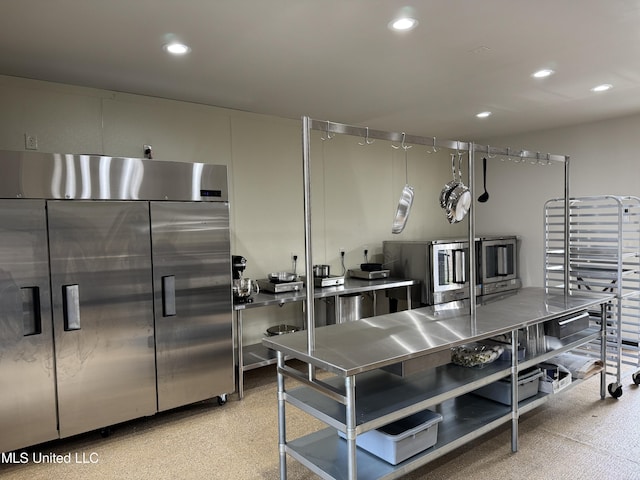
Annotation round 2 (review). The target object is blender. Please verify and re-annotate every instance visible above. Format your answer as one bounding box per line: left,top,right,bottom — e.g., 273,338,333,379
232,255,259,303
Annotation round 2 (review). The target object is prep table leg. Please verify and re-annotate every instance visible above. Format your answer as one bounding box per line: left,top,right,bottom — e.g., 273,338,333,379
277,351,287,480
372,291,377,316
511,331,519,452
345,375,357,480
600,303,607,400
237,309,244,400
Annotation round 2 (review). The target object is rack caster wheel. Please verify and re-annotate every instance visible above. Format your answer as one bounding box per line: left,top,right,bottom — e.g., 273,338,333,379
608,382,623,399
632,372,640,385
217,394,227,406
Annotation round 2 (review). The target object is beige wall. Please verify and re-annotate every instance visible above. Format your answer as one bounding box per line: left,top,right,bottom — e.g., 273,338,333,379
3,74,638,339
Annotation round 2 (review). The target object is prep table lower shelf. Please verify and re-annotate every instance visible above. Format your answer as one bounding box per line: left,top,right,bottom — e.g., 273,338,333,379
286,370,599,480
241,343,281,371
287,394,512,480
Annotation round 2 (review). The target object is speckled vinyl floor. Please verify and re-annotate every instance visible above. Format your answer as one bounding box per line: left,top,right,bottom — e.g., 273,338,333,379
1,364,639,480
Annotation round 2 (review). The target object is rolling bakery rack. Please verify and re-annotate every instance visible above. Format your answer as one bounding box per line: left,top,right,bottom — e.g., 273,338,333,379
262,116,614,480
544,195,640,396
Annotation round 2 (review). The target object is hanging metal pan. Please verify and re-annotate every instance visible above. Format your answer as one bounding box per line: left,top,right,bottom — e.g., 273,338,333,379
445,154,471,223
392,134,414,234
392,185,414,234
446,184,471,223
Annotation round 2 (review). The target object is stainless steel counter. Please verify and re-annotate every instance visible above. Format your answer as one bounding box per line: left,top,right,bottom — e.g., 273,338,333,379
234,277,418,310
262,287,613,376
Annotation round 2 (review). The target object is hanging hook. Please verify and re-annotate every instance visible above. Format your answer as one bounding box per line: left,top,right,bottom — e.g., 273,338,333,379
391,132,412,150
487,145,497,159
450,153,457,180
404,140,410,184
546,153,551,166
358,127,374,146
426,137,438,154
531,151,540,165
320,121,334,141
456,141,467,169
402,133,411,151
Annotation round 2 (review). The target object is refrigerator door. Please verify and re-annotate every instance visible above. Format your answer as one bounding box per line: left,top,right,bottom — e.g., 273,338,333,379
0,200,58,452
151,201,233,411
48,201,156,438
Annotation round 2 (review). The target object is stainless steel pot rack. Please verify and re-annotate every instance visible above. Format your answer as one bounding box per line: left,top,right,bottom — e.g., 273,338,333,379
301,115,571,359
312,119,567,163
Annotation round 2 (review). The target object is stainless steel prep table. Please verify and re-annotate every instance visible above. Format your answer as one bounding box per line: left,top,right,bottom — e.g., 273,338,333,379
263,287,613,480
234,277,418,398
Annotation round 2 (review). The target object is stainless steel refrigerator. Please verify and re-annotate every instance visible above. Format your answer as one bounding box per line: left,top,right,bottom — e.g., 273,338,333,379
0,151,233,452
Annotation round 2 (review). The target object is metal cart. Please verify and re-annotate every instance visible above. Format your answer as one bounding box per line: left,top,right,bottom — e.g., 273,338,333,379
545,195,640,397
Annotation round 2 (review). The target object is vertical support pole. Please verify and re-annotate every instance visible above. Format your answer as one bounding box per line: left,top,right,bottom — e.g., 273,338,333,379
511,330,519,452
277,351,287,480
564,156,571,296
468,142,477,320
345,375,357,480
302,116,316,379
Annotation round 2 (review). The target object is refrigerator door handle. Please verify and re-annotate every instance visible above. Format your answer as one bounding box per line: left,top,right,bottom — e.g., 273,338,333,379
162,275,176,317
21,286,42,336
63,284,81,331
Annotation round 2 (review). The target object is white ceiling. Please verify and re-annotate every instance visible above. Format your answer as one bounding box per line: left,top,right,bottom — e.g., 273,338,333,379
3,1,640,140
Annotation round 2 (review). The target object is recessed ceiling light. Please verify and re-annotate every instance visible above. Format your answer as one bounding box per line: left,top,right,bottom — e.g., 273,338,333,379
476,111,492,118
389,17,418,31
532,69,554,78
591,83,612,92
163,43,191,55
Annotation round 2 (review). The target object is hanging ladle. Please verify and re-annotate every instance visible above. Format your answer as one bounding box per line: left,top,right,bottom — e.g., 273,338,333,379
478,157,489,203
392,133,414,234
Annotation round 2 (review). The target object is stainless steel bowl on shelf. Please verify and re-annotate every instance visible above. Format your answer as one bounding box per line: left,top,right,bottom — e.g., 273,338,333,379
266,324,300,336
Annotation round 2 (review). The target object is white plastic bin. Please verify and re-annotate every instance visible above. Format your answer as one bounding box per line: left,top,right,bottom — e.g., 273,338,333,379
472,367,543,405
338,409,443,465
